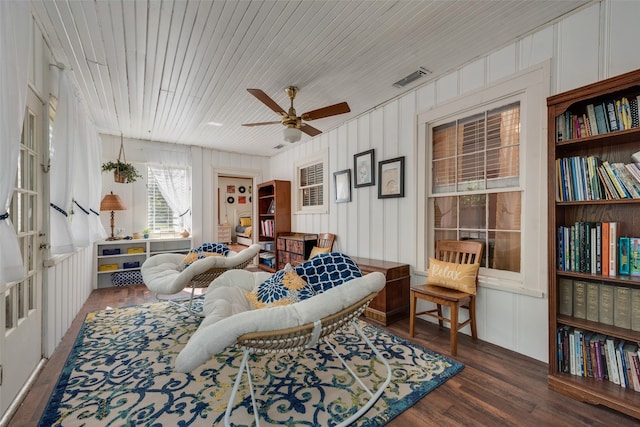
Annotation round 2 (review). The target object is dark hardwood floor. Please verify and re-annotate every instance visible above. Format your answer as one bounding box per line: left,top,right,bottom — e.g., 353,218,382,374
8,283,640,427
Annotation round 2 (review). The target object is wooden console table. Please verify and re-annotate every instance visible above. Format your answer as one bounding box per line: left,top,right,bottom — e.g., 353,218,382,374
350,256,410,326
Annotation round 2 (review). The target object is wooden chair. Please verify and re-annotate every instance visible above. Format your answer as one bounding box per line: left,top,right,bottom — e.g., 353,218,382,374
317,233,335,251
409,240,484,356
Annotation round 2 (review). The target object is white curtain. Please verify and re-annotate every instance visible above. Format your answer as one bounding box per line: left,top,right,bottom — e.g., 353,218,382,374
49,71,77,254
50,70,106,254
149,166,192,232
0,0,31,283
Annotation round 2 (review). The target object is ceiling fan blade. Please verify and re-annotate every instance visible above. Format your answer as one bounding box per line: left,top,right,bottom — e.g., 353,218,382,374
301,102,351,121
300,123,323,137
247,89,286,115
242,121,282,127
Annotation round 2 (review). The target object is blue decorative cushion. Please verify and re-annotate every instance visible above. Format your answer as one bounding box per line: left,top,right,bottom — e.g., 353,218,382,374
246,264,312,308
247,253,362,309
294,252,362,293
180,242,230,269
111,270,144,287
192,242,231,256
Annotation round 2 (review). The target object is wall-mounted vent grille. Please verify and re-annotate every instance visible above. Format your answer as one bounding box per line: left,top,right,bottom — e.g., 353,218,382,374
393,67,431,88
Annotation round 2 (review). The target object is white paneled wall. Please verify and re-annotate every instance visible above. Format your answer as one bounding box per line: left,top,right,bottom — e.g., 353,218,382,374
43,247,94,358
266,0,640,362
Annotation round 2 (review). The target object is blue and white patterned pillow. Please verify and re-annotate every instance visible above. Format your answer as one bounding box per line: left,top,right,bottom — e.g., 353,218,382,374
295,252,362,294
246,264,313,308
181,242,231,269
192,242,231,256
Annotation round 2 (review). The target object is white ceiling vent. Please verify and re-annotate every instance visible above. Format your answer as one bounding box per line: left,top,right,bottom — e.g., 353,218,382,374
393,67,431,88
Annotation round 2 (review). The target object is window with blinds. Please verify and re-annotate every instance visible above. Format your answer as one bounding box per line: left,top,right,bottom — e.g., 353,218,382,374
430,102,521,273
294,149,328,213
147,170,181,233
300,162,323,207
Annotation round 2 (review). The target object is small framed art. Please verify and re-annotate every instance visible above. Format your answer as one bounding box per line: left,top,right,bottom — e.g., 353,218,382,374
378,156,405,198
334,169,352,203
354,149,375,188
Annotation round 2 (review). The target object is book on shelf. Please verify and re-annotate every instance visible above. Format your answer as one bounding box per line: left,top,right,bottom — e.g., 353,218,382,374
558,278,573,316
619,237,630,275
573,281,587,319
599,284,614,326
609,222,618,276
616,340,628,388
593,103,609,134
632,288,640,332
585,282,599,322
630,237,640,276
614,287,632,329
606,337,621,385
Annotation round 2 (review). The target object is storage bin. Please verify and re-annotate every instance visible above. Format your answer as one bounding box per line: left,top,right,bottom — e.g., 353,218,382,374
123,261,140,269
99,264,118,272
103,248,121,256
127,247,145,254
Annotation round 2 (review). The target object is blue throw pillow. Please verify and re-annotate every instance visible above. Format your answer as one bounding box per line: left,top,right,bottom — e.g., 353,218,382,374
246,264,314,308
193,242,231,256
295,252,362,293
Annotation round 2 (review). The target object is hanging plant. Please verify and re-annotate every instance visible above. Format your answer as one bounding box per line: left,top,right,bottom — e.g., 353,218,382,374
101,135,142,183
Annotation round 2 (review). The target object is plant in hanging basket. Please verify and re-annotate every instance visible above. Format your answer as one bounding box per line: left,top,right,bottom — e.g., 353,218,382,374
101,161,142,183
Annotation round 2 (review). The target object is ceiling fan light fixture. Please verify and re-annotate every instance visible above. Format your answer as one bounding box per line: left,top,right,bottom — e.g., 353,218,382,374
283,126,302,143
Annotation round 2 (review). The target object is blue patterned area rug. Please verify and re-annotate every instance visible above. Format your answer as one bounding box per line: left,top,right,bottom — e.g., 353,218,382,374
39,301,463,426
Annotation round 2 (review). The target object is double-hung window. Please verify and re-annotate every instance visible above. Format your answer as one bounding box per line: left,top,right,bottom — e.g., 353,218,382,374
294,150,328,213
417,63,549,295
431,103,521,273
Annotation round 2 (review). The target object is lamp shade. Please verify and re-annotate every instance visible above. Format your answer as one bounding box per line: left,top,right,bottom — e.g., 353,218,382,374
283,127,302,143
100,192,126,211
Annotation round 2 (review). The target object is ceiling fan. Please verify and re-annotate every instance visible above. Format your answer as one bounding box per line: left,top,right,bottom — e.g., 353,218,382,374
242,86,350,142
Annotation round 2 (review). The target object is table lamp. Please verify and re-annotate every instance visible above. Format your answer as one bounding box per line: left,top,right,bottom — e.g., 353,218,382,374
100,191,126,240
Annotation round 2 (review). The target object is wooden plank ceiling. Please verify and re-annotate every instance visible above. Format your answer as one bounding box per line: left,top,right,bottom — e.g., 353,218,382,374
31,0,591,157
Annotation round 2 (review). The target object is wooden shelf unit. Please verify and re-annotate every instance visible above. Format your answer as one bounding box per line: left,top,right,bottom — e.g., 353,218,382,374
547,68,640,419
256,180,291,272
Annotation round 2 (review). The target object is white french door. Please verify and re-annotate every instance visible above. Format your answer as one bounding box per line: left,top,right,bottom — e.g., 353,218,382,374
0,88,44,416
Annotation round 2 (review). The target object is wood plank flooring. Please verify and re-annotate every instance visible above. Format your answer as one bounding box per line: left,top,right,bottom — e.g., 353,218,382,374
7,283,640,427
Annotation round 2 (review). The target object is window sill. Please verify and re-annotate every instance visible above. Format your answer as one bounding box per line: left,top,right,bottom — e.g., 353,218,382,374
413,269,545,298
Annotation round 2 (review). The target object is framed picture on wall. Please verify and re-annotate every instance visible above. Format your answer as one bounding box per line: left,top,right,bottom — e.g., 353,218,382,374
378,156,405,199
354,149,375,187
334,169,352,203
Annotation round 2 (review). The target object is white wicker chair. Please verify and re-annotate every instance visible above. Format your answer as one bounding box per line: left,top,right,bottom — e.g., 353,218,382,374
175,268,390,427
141,244,260,315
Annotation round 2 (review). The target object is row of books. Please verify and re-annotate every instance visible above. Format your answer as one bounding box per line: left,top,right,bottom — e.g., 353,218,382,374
558,279,640,331
556,156,640,201
557,221,614,275
556,95,640,142
557,326,640,391
260,219,275,237
557,221,640,276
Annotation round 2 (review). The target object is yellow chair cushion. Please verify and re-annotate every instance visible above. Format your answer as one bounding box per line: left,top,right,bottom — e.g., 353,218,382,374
426,258,479,295
239,217,252,227
309,246,331,259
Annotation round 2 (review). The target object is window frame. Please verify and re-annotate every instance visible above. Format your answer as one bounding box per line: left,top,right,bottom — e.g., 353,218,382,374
416,62,549,297
293,149,329,214
146,165,189,234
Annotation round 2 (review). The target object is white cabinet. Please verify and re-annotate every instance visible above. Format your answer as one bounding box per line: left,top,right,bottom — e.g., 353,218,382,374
217,225,232,243
95,237,192,288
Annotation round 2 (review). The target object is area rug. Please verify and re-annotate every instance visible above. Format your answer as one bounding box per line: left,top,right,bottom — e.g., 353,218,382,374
39,301,463,426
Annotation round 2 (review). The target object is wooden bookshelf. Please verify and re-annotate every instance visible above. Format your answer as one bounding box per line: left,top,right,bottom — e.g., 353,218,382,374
256,180,291,272
547,68,640,419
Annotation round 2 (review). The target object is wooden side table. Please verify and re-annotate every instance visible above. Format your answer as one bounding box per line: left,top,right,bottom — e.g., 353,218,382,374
350,256,411,326
217,225,232,243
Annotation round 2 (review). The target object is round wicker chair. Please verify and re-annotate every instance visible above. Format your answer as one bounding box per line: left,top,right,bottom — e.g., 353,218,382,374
175,267,390,427
141,243,260,315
